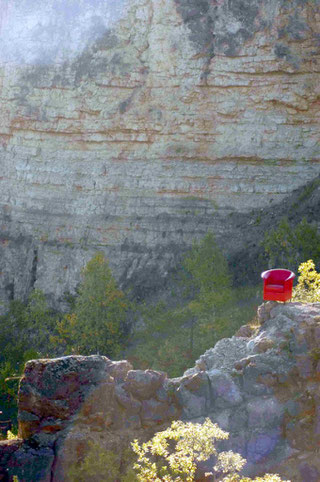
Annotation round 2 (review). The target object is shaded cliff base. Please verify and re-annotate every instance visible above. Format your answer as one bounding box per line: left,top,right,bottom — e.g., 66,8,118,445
229,174,320,287
0,301,320,481
1,171,320,314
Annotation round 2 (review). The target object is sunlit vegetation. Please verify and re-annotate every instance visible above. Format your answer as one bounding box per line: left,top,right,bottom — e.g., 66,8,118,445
67,418,289,482
292,259,320,302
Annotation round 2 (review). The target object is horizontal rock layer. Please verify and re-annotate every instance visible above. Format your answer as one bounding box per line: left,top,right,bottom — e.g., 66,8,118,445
0,0,320,308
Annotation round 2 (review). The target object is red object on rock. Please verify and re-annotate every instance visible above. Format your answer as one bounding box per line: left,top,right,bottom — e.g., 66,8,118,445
261,269,295,302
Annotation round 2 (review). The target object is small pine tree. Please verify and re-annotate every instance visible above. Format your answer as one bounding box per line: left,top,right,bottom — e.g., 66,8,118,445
53,253,129,357
129,233,234,376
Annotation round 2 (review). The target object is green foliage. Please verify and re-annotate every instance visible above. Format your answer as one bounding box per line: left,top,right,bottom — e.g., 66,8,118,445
0,290,58,423
126,302,194,377
67,441,137,482
131,418,288,482
6,429,18,440
132,418,234,481
262,217,320,271
52,252,130,357
130,307,218,378
180,234,232,355
0,361,18,408
128,234,260,377
0,290,57,365
0,254,131,424
65,418,288,482
184,233,230,285
292,259,320,302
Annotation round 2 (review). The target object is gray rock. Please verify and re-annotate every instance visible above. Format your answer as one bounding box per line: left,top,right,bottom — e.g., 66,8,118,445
299,462,320,482
196,337,249,372
229,407,248,432
176,385,207,419
141,398,170,426
114,384,141,414
246,427,282,464
208,409,231,431
124,369,166,399
247,397,284,429
207,369,243,407
2,301,320,480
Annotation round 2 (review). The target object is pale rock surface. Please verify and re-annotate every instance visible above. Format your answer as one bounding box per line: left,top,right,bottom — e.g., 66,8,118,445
0,0,320,310
0,302,320,481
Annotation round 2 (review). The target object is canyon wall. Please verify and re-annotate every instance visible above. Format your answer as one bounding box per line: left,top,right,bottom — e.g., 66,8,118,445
0,0,320,308
0,302,320,481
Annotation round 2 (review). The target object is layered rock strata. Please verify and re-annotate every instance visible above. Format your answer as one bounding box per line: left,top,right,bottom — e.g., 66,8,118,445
0,0,320,309
0,302,320,481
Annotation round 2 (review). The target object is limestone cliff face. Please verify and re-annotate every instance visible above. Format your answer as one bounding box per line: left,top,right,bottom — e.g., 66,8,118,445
0,0,320,308
0,302,320,481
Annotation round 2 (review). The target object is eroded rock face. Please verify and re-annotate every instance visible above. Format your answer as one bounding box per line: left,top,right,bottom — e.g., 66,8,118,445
0,0,320,310
0,302,320,481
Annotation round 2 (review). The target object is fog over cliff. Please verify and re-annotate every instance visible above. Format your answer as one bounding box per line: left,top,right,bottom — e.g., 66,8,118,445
0,0,127,64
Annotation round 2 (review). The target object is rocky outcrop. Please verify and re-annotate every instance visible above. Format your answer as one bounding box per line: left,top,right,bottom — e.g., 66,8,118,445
1,0,320,309
0,357,181,481
0,302,320,481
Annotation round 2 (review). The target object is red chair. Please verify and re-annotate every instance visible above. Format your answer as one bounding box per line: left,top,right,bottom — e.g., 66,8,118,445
261,269,295,302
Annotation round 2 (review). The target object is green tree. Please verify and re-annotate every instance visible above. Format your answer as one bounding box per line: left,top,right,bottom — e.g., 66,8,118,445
0,290,57,424
180,233,232,354
181,233,231,300
128,233,234,377
262,217,320,271
127,302,201,377
53,253,130,358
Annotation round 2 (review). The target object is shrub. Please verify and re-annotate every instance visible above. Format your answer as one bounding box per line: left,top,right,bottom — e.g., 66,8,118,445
131,418,289,482
132,418,243,481
292,259,320,302
6,429,18,440
67,441,136,482
66,419,289,482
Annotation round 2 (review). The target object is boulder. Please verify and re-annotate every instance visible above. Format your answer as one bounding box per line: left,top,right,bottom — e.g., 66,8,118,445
1,303,320,480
